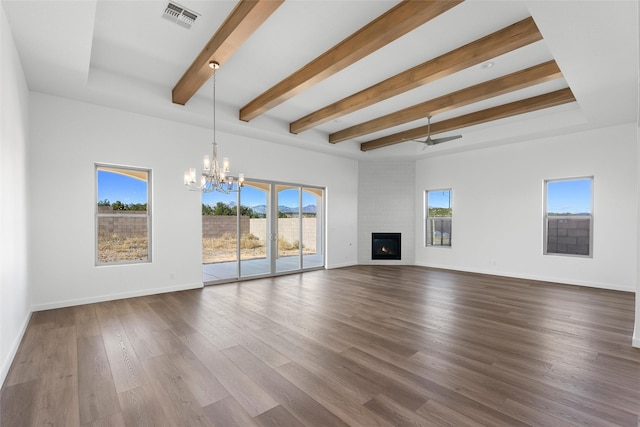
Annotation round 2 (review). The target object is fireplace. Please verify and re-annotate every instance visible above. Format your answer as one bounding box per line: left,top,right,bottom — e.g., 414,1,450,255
371,232,401,260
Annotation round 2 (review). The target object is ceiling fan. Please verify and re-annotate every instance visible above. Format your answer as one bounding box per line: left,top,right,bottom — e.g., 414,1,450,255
407,116,462,147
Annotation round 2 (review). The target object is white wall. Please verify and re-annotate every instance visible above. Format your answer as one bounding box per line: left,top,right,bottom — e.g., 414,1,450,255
415,123,637,292
635,118,640,347
28,92,358,310
1,5,31,386
358,160,415,265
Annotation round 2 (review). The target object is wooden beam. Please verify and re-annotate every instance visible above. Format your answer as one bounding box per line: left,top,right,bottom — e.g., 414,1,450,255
239,0,463,122
360,88,576,152
290,16,542,134
330,60,562,143
172,0,284,106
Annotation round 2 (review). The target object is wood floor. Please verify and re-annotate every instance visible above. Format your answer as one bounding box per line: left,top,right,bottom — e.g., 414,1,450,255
2,265,639,426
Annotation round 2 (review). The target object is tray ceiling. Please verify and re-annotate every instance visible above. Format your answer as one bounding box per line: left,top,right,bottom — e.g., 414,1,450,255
3,0,638,160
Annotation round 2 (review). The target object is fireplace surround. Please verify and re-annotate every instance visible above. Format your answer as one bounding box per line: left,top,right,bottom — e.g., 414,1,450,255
371,232,401,260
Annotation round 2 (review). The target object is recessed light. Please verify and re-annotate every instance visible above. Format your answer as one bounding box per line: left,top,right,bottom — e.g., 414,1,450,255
482,61,495,69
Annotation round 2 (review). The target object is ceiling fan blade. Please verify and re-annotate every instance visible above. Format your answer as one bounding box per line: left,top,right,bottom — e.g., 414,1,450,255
403,137,428,144
431,135,462,145
403,117,462,149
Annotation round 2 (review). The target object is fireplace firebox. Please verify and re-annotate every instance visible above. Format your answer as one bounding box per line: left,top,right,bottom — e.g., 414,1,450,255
371,232,401,260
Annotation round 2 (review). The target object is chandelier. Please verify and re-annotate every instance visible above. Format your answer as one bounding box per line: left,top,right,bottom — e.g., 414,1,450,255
184,61,244,193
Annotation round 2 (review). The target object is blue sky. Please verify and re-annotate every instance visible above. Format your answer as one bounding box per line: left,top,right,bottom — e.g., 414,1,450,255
547,178,592,214
203,185,317,208
98,171,316,208
100,170,590,214
427,190,451,209
425,180,592,214
97,171,147,204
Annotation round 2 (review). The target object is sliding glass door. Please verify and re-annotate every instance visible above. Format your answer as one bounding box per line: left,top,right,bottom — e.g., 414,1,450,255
302,187,324,269
201,188,239,283
276,185,301,274
201,179,324,284
239,181,271,278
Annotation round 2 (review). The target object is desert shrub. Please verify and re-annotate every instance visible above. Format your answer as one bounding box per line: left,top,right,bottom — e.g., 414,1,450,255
202,233,267,264
203,233,236,250
240,233,263,249
97,234,148,263
278,236,300,251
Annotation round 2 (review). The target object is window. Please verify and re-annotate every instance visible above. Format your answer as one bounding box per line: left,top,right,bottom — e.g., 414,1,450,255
544,177,592,257
96,165,151,264
426,189,452,247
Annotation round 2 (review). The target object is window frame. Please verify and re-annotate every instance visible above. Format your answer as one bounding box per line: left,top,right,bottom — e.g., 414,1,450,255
543,176,593,258
425,188,453,248
95,163,152,266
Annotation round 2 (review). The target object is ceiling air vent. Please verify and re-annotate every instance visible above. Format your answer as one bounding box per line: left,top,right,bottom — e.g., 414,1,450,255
163,2,199,29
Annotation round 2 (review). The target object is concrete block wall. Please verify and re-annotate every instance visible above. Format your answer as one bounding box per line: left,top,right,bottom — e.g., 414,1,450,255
547,217,591,255
97,206,148,239
98,216,147,238
202,216,250,239
201,217,317,251
249,218,317,251
96,212,317,250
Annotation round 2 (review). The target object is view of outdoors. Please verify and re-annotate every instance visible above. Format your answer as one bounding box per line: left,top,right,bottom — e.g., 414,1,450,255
95,169,323,276
202,183,320,264
96,167,150,264
546,178,592,214
545,177,592,256
426,189,452,246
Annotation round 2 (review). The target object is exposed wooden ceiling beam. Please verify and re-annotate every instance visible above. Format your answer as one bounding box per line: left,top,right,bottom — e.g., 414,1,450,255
330,60,562,143
239,0,463,122
290,16,542,135
172,0,284,106
360,88,576,152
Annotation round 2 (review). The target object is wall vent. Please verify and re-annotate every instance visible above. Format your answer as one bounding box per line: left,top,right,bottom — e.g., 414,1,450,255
162,2,199,29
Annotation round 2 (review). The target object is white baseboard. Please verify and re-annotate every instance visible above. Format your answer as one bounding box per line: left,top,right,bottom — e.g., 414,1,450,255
31,282,204,312
413,262,636,293
326,261,358,269
1,310,32,388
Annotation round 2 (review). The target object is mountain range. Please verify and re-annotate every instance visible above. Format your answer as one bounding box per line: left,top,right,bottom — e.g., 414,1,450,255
251,204,317,214
208,202,316,214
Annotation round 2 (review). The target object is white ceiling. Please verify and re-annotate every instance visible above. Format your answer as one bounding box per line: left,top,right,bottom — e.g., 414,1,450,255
2,0,638,160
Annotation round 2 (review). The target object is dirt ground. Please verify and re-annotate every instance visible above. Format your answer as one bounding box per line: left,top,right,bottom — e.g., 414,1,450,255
98,235,311,264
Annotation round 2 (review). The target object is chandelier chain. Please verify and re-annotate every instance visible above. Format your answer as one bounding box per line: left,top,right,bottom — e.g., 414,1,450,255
212,64,216,145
